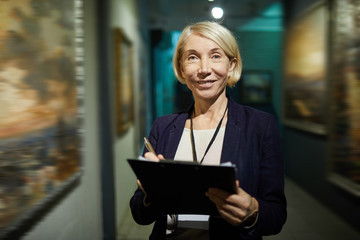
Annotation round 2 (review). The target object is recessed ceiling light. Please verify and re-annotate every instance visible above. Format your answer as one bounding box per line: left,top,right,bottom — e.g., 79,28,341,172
211,7,223,19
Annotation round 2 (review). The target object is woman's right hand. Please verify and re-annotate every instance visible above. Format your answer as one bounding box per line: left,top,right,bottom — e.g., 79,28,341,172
144,152,165,162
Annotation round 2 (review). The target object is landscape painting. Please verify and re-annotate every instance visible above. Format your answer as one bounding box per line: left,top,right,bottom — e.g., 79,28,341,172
114,28,134,135
240,71,272,104
0,0,83,236
283,2,328,134
328,0,360,197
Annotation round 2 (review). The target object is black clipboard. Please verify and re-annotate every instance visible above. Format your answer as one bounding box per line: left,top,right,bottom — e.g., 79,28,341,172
127,158,237,215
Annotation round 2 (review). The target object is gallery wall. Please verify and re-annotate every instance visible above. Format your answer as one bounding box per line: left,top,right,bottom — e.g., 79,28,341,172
282,0,360,231
110,0,152,233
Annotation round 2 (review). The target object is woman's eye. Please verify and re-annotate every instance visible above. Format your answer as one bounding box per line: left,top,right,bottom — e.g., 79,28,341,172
188,55,197,60
212,54,221,59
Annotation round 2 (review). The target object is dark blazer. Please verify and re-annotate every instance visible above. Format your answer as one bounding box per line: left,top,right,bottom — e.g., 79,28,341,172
130,97,287,240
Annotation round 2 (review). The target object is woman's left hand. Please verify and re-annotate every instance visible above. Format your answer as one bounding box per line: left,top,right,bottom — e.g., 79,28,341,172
205,181,259,226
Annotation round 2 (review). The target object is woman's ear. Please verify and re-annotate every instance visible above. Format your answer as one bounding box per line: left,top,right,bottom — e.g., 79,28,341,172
230,58,237,71
227,58,237,77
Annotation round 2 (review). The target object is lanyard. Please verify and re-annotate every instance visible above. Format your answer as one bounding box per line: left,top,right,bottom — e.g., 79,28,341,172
190,101,229,164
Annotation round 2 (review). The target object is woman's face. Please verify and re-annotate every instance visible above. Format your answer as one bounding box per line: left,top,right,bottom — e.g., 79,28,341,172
180,34,236,101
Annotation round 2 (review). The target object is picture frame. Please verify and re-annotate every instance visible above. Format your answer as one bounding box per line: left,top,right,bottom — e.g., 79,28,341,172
240,71,272,104
282,1,328,135
114,28,134,136
0,0,84,238
327,0,360,197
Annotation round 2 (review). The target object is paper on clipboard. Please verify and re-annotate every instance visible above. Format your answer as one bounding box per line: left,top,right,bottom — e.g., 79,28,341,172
177,214,210,230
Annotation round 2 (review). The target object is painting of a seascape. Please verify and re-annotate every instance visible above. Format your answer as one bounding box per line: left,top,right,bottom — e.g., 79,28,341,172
0,0,83,237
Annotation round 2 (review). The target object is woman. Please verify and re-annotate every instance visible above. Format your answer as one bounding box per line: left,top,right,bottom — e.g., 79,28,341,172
130,21,286,240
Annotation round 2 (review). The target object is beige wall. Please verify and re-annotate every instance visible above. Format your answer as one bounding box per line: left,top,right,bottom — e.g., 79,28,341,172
23,1,103,239
110,0,149,231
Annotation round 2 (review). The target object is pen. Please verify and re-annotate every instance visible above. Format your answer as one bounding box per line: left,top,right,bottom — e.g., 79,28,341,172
144,137,156,155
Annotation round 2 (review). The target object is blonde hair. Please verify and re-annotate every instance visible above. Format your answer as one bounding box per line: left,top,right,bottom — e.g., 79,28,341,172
173,21,242,87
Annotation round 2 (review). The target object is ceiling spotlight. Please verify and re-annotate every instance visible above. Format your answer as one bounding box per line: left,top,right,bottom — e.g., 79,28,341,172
211,7,223,19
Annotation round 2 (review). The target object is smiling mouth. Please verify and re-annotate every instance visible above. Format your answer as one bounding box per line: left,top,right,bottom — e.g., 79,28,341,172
197,80,216,85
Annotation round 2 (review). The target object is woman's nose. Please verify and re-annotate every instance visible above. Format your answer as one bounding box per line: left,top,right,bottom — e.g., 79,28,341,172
198,59,211,77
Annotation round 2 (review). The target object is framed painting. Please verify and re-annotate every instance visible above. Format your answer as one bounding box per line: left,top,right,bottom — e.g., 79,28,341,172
283,1,328,135
114,28,134,136
328,0,360,197
0,0,84,238
240,71,272,104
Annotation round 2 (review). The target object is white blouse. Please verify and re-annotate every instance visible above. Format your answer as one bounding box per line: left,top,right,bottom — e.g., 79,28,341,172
174,127,226,165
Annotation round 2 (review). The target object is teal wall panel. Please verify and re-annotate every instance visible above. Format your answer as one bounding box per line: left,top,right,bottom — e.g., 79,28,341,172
236,30,283,119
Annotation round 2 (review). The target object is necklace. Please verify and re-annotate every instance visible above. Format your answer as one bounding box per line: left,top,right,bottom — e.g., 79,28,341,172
190,100,229,164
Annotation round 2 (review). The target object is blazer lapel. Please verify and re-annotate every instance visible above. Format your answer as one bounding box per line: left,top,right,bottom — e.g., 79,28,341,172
221,98,254,190
164,107,192,159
